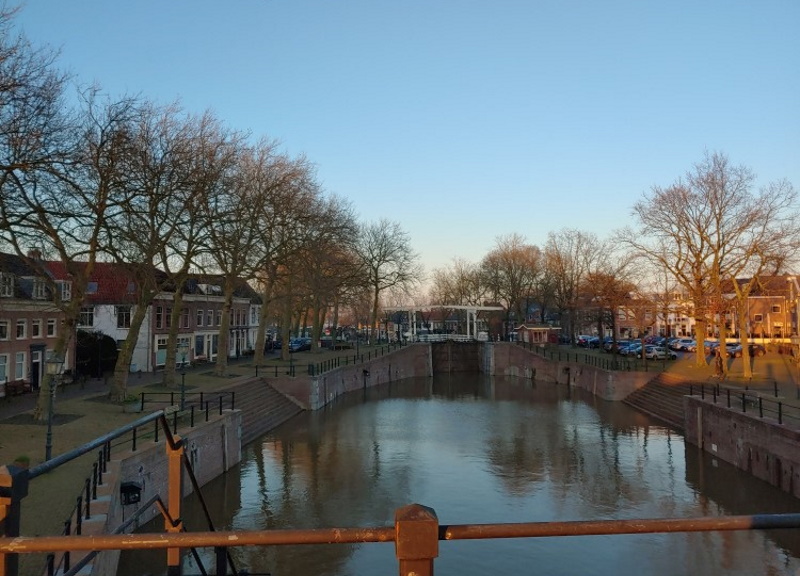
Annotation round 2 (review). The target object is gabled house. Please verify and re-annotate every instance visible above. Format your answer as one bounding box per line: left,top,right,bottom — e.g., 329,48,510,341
0,252,73,392
43,261,263,374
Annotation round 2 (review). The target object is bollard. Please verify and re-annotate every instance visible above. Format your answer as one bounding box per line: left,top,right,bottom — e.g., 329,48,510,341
395,504,438,576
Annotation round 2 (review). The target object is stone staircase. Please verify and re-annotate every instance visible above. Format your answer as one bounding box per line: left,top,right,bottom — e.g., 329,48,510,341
229,377,305,446
622,372,698,431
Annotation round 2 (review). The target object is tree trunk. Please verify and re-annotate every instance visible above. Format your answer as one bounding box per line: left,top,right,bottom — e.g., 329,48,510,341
33,323,75,421
253,277,274,365
111,304,150,402
693,316,707,367
718,319,729,377
739,305,753,378
163,291,186,388
214,285,234,377
370,286,380,344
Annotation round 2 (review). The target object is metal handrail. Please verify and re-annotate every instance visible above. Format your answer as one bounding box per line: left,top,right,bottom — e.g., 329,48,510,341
4,512,800,553
29,411,164,480
690,383,800,429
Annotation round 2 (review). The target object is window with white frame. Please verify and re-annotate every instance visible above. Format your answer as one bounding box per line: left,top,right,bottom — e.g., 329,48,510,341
155,306,163,329
206,309,212,326
0,320,8,340
181,308,189,328
196,309,203,327
0,354,6,381
216,310,222,326
116,305,132,328
166,307,172,328
57,280,71,301
754,314,763,322
46,318,56,337
32,279,46,299
32,319,42,338
14,352,24,380
78,307,94,327
0,273,13,297
177,336,191,364
772,305,781,313
16,320,26,339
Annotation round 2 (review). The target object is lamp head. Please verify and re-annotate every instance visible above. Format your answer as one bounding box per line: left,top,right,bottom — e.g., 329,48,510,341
45,351,65,376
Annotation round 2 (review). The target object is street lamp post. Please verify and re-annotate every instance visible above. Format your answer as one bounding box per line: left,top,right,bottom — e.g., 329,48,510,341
45,352,65,461
178,344,188,411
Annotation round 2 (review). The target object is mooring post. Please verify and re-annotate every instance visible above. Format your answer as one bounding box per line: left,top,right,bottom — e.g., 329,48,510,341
395,504,438,576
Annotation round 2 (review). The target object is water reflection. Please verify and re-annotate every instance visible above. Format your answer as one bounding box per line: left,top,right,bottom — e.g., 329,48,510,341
119,374,800,575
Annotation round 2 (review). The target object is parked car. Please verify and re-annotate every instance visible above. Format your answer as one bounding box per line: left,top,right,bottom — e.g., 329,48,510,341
603,340,631,354
576,335,594,347
670,338,696,351
748,343,767,357
288,337,312,352
622,343,643,357
645,346,678,360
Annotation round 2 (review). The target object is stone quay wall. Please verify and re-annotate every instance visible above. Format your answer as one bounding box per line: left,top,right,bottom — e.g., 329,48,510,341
93,411,242,576
684,396,800,499
488,342,651,401
308,344,432,409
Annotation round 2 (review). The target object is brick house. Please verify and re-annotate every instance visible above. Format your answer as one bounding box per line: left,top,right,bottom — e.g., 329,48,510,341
0,253,73,394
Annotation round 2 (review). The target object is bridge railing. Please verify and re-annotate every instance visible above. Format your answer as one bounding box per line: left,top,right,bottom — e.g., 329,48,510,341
1,504,799,576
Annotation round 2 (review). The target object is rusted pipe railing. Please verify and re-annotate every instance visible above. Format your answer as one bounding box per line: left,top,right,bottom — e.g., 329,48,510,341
3,507,800,576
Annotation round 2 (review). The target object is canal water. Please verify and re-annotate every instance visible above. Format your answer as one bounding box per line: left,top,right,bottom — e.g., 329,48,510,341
121,374,800,575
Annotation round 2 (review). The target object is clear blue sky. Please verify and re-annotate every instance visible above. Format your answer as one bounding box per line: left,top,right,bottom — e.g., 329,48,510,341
15,1,800,275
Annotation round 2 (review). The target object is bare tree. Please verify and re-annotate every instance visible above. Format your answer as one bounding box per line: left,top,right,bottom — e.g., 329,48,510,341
481,234,542,328
1,86,139,416
199,136,273,377
160,111,232,385
299,195,359,352
619,151,799,368
356,219,421,342
544,228,602,344
0,8,72,418
97,100,204,400
250,155,317,364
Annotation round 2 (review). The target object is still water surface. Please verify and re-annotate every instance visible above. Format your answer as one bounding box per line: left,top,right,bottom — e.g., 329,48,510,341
122,375,800,575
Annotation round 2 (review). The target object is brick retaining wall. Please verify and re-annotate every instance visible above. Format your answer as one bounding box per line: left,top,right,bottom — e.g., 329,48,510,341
489,343,650,400
308,344,432,409
93,411,242,576
685,396,800,498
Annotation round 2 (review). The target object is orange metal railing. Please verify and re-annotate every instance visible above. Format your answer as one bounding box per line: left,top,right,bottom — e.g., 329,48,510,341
2,505,800,576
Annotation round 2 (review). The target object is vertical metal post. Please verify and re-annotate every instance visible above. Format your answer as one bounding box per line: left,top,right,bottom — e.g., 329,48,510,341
84,479,91,519
166,436,185,576
395,504,438,576
215,547,227,576
45,381,56,461
180,368,186,411
0,464,29,576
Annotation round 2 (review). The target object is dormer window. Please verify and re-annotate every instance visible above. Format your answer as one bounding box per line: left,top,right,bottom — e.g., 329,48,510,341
87,281,98,294
0,274,13,297
32,279,46,299
57,280,72,301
